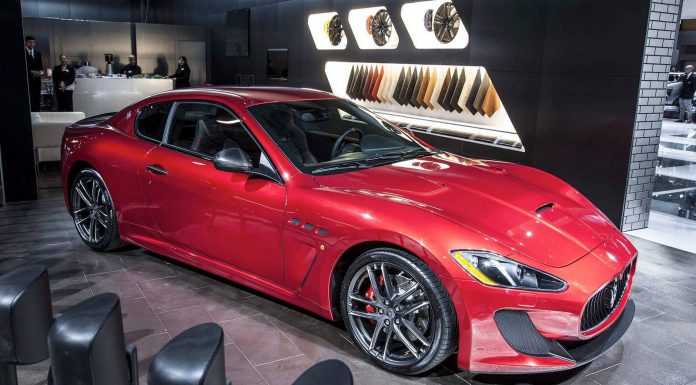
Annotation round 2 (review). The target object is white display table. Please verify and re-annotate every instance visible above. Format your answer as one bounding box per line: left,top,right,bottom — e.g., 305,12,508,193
73,77,174,118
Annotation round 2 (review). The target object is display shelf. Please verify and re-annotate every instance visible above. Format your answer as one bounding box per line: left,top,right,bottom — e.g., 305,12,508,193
325,61,523,151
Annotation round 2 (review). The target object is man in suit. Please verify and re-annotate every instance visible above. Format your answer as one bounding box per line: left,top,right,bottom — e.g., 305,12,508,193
679,65,696,123
25,36,43,112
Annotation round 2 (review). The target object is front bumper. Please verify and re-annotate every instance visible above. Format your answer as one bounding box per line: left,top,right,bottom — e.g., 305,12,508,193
441,231,637,373
494,299,634,369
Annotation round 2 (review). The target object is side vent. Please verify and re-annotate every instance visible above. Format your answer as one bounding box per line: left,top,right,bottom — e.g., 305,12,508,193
535,203,554,214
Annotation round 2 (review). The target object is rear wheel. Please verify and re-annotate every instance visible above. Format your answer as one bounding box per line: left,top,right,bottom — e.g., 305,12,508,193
340,248,457,375
70,168,124,251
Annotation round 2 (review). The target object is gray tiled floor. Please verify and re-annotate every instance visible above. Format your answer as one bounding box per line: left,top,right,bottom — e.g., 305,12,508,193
3,188,696,385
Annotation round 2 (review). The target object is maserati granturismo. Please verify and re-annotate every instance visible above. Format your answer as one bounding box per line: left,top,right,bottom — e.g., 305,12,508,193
61,87,636,375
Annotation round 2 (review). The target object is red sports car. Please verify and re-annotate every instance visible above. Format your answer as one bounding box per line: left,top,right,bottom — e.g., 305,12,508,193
61,87,636,375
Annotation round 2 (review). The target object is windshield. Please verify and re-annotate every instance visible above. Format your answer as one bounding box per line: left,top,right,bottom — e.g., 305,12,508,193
247,99,432,174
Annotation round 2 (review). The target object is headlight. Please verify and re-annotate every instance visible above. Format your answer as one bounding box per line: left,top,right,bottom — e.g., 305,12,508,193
450,250,567,292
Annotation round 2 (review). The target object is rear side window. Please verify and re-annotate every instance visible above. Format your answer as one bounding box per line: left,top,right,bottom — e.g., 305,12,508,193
165,102,263,167
136,102,173,142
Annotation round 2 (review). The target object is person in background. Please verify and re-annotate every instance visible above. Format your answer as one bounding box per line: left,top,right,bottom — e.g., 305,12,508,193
168,56,190,89
122,55,141,78
679,65,696,123
25,36,43,111
53,54,75,112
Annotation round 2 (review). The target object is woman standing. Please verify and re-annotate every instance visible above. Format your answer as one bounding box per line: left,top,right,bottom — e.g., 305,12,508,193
169,56,191,89
53,54,75,111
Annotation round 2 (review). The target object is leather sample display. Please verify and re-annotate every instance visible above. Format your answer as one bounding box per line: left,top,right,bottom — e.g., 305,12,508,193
406,67,419,107
340,63,504,119
417,68,430,109
325,61,519,151
398,67,413,105
441,68,458,112
457,66,476,113
372,66,384,102
411,68,424,108
465,69,482,115
346,66,356,97
423,67,437,109
451,68,466,113
473,71,491,115
437,68,452,110
392,67,406,105
482,83,501,117
362,66,374,101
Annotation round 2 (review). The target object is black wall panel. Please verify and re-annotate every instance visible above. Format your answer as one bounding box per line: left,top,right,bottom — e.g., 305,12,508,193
0,0,38,202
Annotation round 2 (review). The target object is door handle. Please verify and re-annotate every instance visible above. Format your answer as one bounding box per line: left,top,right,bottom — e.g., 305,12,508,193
146,164,168,175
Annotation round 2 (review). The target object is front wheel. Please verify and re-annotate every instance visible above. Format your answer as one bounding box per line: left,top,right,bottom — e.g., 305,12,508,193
70,168,124,251
340,248,457,375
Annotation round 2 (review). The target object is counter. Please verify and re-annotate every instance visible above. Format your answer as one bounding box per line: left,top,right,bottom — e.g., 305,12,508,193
73,77,174,118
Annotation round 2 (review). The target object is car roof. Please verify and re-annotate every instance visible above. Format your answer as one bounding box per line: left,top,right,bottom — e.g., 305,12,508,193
154,86,339,106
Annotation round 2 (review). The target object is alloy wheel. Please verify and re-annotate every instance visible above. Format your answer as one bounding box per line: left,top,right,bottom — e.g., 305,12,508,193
346,261,435,367
71,175,112,244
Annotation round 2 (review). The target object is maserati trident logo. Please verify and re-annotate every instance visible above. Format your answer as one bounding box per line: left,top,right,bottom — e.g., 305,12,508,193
602,277,620,309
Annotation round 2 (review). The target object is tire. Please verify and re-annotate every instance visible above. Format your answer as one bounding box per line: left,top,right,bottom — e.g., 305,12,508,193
70,168,125,251
340,248,457,375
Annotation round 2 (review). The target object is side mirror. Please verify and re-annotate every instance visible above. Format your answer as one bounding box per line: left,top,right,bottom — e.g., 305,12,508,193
213,147,253,173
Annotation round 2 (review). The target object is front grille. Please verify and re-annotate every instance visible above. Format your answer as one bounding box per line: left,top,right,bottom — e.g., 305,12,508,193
580,263,632,332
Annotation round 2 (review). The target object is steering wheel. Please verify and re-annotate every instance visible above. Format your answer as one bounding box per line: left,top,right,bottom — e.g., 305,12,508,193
331,128,364,159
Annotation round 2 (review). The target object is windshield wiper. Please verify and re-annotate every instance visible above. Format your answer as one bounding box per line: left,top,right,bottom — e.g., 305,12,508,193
311,161,371,175
372,148,436,161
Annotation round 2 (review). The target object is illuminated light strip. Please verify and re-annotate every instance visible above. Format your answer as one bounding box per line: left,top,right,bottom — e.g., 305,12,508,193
451,251,497,285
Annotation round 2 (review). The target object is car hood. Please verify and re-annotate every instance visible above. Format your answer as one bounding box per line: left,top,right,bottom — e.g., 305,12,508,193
313,154,616,268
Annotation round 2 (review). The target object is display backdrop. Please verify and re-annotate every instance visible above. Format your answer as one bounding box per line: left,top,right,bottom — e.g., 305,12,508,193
19,0,653,226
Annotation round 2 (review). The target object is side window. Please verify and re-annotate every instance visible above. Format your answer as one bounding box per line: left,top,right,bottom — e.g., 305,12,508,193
136,102,173,142
166,103,263,166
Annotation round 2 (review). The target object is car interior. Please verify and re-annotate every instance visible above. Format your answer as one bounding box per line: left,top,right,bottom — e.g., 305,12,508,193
166,103,263,167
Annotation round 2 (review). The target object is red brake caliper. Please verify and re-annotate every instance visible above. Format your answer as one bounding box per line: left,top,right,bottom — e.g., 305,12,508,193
364,275,384,322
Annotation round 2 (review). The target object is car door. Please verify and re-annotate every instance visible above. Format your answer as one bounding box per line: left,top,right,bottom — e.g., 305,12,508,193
138,101,287,284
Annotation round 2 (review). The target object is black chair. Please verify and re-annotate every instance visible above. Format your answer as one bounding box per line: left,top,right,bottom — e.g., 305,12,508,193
292,360,353,385
149,323,230,385
0,266,53,385
47,293,138,385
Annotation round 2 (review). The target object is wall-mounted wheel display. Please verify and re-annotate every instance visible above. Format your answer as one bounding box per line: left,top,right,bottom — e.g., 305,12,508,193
401,0,469,49
308,12,348,50
370,9,393,47
348,6,400,49
325,15,344,46
424,9,434,32
433,2,460,43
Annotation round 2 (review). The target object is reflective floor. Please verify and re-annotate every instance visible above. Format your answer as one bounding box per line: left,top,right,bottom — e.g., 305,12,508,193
4,189,696,385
